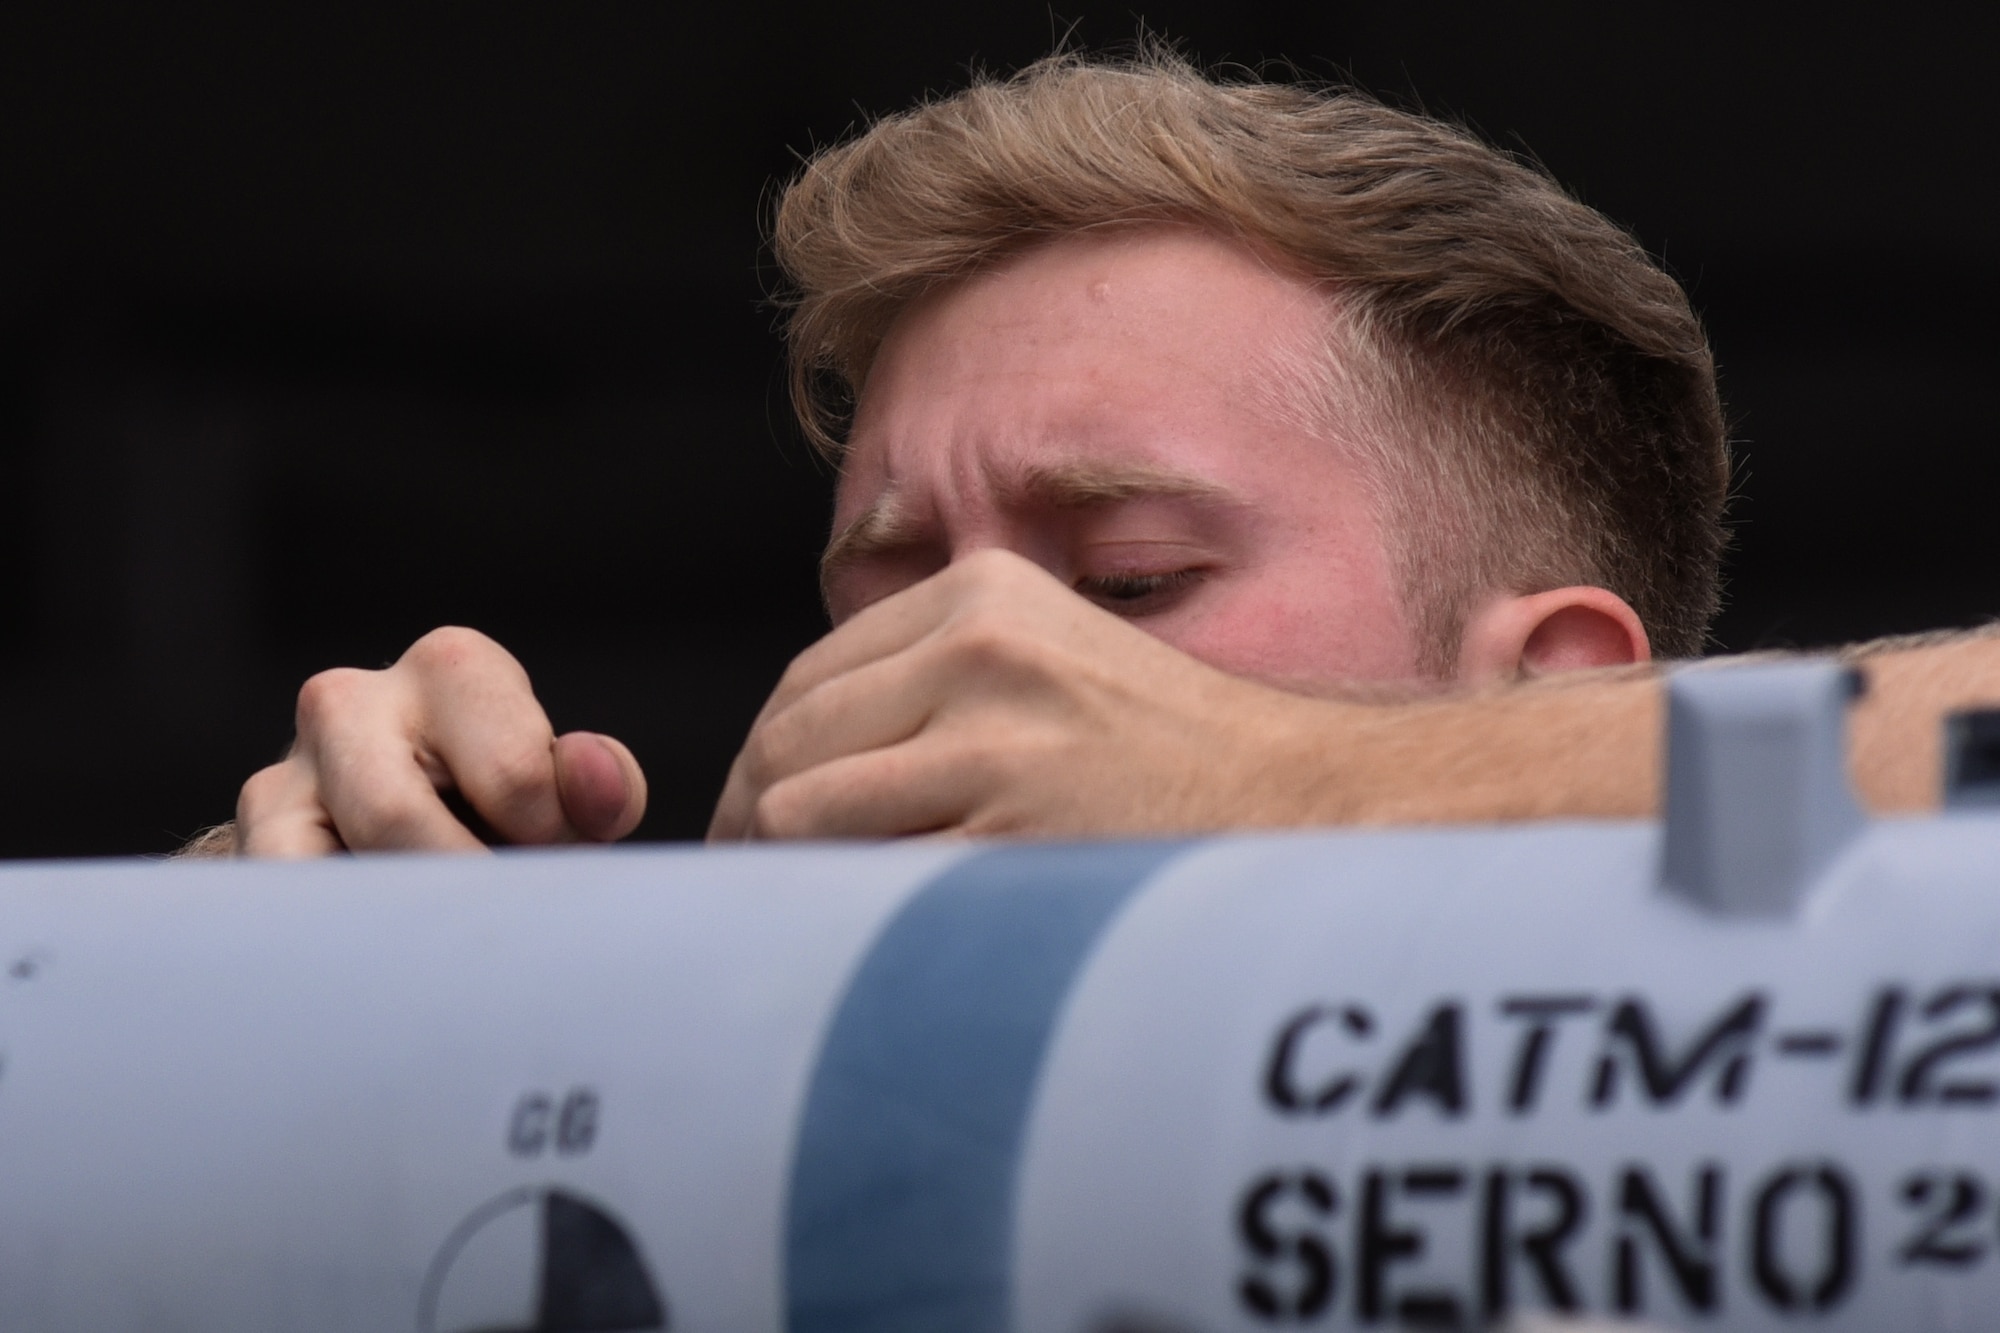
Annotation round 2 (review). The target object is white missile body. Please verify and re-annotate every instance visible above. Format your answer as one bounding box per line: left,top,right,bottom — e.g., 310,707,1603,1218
0,663,1996,1331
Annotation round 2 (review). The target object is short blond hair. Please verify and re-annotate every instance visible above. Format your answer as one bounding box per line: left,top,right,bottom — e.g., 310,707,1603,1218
772,50,1728,664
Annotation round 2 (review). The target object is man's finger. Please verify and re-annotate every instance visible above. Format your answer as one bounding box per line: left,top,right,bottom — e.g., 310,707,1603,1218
313,735,491,852
234,761,348,858
393,628,571,844
759,549,1063,718
553,731,648,842
236,809,347,858
736,738,995,841
711,644,948,837
285,651,504,852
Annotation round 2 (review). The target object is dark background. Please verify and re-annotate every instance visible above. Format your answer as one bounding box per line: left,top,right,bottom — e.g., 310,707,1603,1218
2,4,1995,858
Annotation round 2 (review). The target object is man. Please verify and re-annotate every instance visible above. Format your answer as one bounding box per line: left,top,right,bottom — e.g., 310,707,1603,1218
191,52,1995,857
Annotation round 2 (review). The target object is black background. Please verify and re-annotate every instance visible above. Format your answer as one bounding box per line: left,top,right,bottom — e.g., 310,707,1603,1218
2,4,1995,858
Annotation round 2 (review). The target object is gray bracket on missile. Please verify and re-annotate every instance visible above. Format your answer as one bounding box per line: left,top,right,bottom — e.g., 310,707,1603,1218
1660,660,1865,917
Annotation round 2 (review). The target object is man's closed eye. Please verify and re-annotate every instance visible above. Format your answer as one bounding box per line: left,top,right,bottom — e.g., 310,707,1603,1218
1074,567,1206,615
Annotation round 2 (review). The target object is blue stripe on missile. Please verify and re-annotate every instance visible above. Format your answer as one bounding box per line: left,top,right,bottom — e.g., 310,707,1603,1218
785,840,1187,1333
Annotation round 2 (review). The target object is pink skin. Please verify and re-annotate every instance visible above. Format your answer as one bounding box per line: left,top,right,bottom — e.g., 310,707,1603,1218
823,226,1427,694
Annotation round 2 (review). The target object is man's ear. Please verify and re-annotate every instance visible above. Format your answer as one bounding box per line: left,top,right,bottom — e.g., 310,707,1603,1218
1455,586,1651,683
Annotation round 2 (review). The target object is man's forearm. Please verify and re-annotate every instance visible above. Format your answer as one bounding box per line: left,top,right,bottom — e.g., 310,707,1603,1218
1296,626,2000,828
1844,625,2000,811
1284,665,1661,827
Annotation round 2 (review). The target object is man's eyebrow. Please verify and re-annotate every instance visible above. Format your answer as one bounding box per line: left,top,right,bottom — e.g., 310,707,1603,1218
820,493,924,592
819,461,1240,605
1010,459,1240,509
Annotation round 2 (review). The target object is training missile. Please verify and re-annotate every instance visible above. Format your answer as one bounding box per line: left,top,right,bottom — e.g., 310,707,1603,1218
1,662,1997,1330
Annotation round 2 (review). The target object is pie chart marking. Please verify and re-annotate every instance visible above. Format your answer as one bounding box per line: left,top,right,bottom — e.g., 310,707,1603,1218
419,1185,668,1332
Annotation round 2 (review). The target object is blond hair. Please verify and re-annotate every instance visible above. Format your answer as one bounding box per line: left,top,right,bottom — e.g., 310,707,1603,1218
772,50,1728,664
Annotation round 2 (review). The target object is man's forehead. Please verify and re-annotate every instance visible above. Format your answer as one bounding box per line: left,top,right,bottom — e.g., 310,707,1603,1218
852,227,1338,412
823,224,1384,580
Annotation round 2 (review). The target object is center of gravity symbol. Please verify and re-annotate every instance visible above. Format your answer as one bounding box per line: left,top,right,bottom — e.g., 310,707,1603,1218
419,1186,667,1332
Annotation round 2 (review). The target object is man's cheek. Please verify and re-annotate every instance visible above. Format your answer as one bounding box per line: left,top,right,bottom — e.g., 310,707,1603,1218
1145,598,1310,683
1154,593,1423,691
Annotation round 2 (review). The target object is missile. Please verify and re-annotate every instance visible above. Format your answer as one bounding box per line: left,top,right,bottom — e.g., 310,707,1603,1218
0,662,1996,1330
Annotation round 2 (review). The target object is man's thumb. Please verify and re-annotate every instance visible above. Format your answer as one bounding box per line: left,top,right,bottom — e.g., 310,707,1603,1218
552,731,648,842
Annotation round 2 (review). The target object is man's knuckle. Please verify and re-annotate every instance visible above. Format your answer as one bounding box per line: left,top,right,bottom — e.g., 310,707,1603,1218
751,784,806,840
941,607,1015,658
753,708,818,777
293,668,370,732
402,625,498,674
773,649,817,698
235,763,294,821
737,756,779,804
943,614,1053,680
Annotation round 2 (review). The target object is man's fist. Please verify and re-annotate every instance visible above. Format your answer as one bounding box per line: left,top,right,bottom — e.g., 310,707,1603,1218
231,627,646,856
708,549,1336,841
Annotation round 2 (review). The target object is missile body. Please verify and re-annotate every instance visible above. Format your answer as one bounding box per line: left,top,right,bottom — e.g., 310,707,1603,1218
0,664,1992,1331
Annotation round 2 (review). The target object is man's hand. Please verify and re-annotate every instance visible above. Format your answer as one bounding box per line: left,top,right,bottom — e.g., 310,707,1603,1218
711,549,2000,844
708,550,1343,841
231,627,646,856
